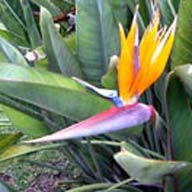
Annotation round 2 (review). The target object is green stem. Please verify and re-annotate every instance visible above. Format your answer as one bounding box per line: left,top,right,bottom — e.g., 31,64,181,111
105,178,133,192
86,138,103,181
66,183,119,192
81,140,121,147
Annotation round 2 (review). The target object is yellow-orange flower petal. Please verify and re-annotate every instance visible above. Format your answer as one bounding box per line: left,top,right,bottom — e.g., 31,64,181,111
118,16,137,102
129,9,160,97
117,8,176,104
142,18,177,93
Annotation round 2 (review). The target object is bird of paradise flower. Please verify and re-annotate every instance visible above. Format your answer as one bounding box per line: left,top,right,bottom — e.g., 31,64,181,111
26,8,177,143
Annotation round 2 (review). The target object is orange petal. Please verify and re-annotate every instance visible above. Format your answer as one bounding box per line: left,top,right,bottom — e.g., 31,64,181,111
118,23,134,103
142,18,177,92
130,10,160,96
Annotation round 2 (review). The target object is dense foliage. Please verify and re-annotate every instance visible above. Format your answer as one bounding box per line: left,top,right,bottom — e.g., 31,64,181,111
0,0,192,192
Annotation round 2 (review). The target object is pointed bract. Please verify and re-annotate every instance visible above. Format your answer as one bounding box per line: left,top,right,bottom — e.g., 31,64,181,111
25,103,154,143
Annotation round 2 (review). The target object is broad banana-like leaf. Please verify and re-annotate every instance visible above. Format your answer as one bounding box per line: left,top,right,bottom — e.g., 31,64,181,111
165,73,192,192
0,63,111,121
109,0,130,28
174,64,192,98
0,0,28,46
25,103,152,143
114,145,190,184
171,0,192,68
1,104,50,137
40,7,82,77
20,0,42,48
0,37,28,65
76,0,119,83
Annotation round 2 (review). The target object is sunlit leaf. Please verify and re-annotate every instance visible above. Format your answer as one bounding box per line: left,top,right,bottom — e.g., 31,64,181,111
1,104,50,137
0,63,111,121
114,145,190,184
0,133,22,153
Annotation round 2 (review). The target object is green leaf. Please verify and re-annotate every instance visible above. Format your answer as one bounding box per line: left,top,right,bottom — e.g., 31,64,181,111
114,145,189,184
0,63,111,121
40,7,82,77
166,71,192,191
174,64,192,98
31,0,61,16
109,0,130,28
0,37,28,65
157,0,175,25
20,0,42,48
0,22,26,45
76,0,119,83
171,0,192,68
1,104,50,137
101,55,118,89
0,0,28,45
64,33,76,54
172,0,181,12
0,133,22,153
0,143,65,163
65,183,141,192
126,0,145,34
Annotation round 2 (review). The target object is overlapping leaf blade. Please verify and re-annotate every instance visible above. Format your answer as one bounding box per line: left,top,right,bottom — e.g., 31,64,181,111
40,7,82,77
0,133,22,154
0,63,111,122
171,0,192,68
20,0,42,48
0,0,28,46
31,0,61,16
0,37,28,65
166,73,192,191
114,144,190,184
76,0,119,83
1,104,50,137
174,64,192,97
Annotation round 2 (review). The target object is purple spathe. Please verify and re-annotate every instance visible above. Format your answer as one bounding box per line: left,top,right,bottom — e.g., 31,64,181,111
26,103,154,143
